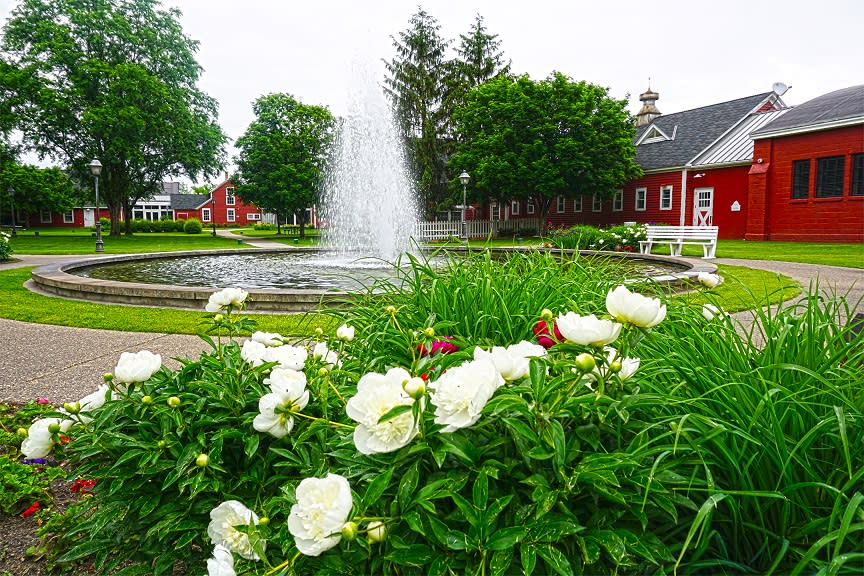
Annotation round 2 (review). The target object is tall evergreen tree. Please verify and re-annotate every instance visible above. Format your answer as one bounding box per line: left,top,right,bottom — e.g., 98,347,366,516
451,14,511,98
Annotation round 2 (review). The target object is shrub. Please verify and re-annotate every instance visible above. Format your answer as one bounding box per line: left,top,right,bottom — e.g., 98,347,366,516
183,218,203,234
547,223,647,252
0,230,12,261
253,223,275,231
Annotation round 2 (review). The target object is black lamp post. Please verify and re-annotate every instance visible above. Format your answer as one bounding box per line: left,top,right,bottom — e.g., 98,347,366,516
88,159,104,252
210,192,216,237
6,186,16,237
459,171,470,241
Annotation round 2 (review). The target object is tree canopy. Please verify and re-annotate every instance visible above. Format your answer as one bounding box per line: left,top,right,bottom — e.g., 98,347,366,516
449,73,642,233
0,0,227,235
233,93,335,237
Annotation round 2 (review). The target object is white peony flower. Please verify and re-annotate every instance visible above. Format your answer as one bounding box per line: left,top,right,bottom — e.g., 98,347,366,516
61,385,111,424
114,350,162,383
697,272,723,288
312,342,339,367
556,312,622,347
206,545,235,576
264,345,308,371
346,367,418,454
702,303,727,321
473,340,546,381
287,473,353,556
253,378,310,438
264,367,307,395
207,500,263,560
251,331,285,347
241,340,267,366
21,417,74,459
588,347,640,381
429,358,503,433
205,288,248,313
605,285,667,328
367,521,386,543
336,324,355,342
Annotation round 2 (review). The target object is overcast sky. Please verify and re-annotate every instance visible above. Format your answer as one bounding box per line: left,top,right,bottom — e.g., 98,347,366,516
2,0,862,183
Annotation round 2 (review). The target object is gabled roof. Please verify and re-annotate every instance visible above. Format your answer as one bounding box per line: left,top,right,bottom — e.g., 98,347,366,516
692,108,790,167
751,85,864,138
635,92,777,171
170,193,209,210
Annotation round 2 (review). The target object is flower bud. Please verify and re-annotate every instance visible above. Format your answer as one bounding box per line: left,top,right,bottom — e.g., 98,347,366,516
48,423,61,434
318,366,329,376
195,453,209,467
213,314,224,322
141,395,153,405
367,521,386,543
573,353,596,373
258,516,270,526
541,308,554,321
403,377,425,399
341,521,358,541
423,326,435,338
167,396,181,408
314,327,324,336
17,427,28,437
386,305,397,316
609,360,623,373
156,440,167,449
63,402,80,415
103,373,114,382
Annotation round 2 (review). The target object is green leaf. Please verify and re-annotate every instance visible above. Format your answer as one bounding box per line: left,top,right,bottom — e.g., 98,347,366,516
361,466,394,511
435,433,478,465
550,419,566,473
397,462,419,510
473,470,488,509
521,544,538,575
377,403,413,424
451,493,479,527
56,539,112,562
487,526,527,550
503,417,540,444
385,544,434,566
244,433,260,458
536,544,573,576
578,535,601,565
490,549,514,576
590,530,626,563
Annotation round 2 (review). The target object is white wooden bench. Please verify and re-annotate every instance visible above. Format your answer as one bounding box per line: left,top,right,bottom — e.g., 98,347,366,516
639,225,719,259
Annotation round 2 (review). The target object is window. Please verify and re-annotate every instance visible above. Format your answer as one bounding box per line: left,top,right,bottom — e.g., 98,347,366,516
853,154,864,196
40,211,53,224
202,208,211,222
660,186,673,210
613,190,623,212
816,156,845,198
792,160,810,199
573,195,582,212
63,211,74,224
592,194,602,212
556,196,566,213
225,187,236,205
635,188,647,211
246,213,262,221
490,202,500,221
527,201,535,215
227,208,236,222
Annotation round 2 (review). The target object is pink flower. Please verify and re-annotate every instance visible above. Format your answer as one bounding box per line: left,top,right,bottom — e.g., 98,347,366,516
533,320,563,349
36,398,50,405
419,337,458,356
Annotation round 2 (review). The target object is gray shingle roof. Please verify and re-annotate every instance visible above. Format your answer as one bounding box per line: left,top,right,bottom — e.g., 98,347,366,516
751,85,864,136
170,194,209,210
635,92,773,170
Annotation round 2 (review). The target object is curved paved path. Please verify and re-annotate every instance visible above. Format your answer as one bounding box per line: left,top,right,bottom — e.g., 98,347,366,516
0,253,861,405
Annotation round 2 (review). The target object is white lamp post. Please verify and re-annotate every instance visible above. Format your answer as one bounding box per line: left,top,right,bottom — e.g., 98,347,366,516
459,170,470,242
6,186,15,237
88,158,104,252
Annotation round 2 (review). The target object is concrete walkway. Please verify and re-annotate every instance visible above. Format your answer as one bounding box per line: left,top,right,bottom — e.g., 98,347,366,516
0,252,861,405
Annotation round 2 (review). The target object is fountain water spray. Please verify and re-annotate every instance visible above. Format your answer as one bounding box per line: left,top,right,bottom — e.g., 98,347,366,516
321,67,419,260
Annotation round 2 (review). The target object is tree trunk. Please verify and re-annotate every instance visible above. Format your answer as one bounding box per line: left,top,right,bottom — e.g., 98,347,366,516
297,209,306,239
123,199,134,235
535,195,553,237
108,201,123,237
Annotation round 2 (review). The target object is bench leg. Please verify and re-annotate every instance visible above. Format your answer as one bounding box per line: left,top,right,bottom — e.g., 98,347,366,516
702,243,717,259
639,242,652,254
670,242,683,256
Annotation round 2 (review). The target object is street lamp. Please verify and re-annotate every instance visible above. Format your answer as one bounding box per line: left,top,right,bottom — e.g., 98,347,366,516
459,170,470,242
210,191,217,237
6,186,15,237
88,159,104,252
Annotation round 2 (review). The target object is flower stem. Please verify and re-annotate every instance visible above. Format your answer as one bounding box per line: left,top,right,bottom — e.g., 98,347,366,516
292,411,353,430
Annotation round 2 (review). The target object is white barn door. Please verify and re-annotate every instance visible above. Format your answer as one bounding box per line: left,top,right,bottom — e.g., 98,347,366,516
693,187,714,226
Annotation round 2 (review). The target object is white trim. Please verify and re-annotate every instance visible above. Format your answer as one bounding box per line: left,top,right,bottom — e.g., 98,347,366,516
227,208,236,222
246,213,261,221
660,185,673,211
63,210,74,224
40,210,53,223
752,116,864,140
511,200,520,216
592,193,602,212
635,188,647,211
636,124,673,145
679,170,688,225
526,202,535,215
573,195,582,212
612,190,623,212
556,196,565,213
202,208,211,222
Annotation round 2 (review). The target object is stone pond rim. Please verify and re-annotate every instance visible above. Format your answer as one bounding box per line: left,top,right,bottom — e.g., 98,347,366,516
28,247,713,313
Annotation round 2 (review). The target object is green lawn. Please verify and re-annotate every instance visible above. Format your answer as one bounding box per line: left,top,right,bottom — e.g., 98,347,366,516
7,229,252,254
670,239,863,268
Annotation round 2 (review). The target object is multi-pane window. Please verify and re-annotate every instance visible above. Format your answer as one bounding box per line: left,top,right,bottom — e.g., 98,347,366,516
227,208,236,222
851,154,864,196
202,208,211,222
792,159,810,199
490,202,500,221
556,196,566,213
511,200,520,215
573,195,582,212
660,186,673,210
592,194,602,212
612,190,623,211
225,187,236,205
527,201,535,215
63,211,74,224
40,211,53,223
816,156,844,198
635,188,647,211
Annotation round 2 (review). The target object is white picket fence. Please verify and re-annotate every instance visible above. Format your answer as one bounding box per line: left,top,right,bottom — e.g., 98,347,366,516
412,218,540,241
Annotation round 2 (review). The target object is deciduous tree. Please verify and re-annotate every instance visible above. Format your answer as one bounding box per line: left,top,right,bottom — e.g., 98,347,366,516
233,93,335,238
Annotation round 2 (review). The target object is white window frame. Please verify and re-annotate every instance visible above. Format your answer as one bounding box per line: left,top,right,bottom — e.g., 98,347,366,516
490,202,500,221
63,211,74,224
556,196,566,213
526,201,535,215
202,208,211,222
660,185,673,210
246,213,262,221
227,208,236,222
592,193,602,212
573,195,582,212
225,187,236,206
635,188,647,211
613,190,623,212
511,200,520,216
40,211,53,223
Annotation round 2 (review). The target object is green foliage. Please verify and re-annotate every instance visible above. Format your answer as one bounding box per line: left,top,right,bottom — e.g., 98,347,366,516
0,230,11,261
183,218,203,234
234,93,334,237
0,0,227,236
450,73,642,234
0,400,55,446
0,163,77,216
548,223,648,252
0,455,66,514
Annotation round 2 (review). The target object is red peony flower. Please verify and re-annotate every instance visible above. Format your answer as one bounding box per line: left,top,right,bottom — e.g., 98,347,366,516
533,320,564,349
21,502,40,517
419,337,458,356
70,479,98,495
